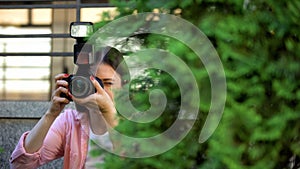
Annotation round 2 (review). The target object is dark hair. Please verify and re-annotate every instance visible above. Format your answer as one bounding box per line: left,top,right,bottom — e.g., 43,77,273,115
95,46,130,85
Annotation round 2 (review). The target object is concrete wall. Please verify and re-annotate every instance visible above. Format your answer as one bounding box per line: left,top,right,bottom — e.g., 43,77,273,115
0,101,77,168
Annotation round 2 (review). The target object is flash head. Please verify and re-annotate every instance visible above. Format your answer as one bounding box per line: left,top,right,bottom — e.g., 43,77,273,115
70,22,93,38
70,22,94,65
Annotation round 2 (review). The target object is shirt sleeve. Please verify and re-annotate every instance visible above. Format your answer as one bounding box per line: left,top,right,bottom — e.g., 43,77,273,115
9,112,67,169
9,131,42,169
89,130,113,151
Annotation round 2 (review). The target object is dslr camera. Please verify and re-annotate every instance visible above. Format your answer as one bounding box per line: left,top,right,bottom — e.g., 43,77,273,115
62,22,103,100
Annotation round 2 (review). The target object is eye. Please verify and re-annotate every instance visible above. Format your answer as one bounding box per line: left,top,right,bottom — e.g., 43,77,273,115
104,82,114,86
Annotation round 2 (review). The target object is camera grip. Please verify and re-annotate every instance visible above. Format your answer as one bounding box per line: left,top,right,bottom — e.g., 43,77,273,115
60,75,73,101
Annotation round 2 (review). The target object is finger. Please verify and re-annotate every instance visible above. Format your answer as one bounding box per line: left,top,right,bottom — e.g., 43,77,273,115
54,86,69,97
54,73,69,81
52,95,70,104
90,76,105,94
54,74,69,89
55,80,69,89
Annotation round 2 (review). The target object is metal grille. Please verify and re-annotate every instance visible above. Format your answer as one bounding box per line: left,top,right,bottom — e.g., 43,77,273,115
0,0,113,100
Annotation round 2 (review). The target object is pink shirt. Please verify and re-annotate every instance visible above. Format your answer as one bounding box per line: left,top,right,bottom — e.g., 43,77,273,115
10,108,91,169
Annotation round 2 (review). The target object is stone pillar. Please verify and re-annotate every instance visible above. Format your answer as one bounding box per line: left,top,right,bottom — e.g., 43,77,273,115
50,2,76,93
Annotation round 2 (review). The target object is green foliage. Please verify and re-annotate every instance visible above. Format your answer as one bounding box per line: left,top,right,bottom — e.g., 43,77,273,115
95,0,300,168
115,68,181,138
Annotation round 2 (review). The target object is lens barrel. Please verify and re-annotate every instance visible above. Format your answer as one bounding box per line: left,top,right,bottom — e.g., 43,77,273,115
61,74,103,101
69,76,94,98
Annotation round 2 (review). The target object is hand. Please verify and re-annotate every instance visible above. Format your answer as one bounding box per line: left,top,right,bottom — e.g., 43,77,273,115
47,74,70,117
72,76,118,127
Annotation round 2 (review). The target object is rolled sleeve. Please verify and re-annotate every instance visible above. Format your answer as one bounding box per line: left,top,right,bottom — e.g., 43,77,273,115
10,112,66,168
9,131,41,169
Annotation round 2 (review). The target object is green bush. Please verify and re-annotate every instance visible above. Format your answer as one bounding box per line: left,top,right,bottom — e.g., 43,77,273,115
96,0,300,168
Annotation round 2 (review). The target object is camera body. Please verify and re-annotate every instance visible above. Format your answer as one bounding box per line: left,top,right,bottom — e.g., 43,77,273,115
61,22,103,101
62,69,103,100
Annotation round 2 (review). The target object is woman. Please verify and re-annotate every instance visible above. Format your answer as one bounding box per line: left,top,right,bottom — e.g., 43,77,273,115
9,46,128,169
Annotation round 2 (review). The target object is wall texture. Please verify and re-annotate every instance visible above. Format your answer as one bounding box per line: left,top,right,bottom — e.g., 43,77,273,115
0,101,76,169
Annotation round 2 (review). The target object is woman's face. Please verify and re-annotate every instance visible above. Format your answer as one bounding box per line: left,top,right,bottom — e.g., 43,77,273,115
95,63,122,100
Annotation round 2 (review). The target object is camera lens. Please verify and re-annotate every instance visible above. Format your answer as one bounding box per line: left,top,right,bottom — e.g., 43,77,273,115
70,76,93,98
